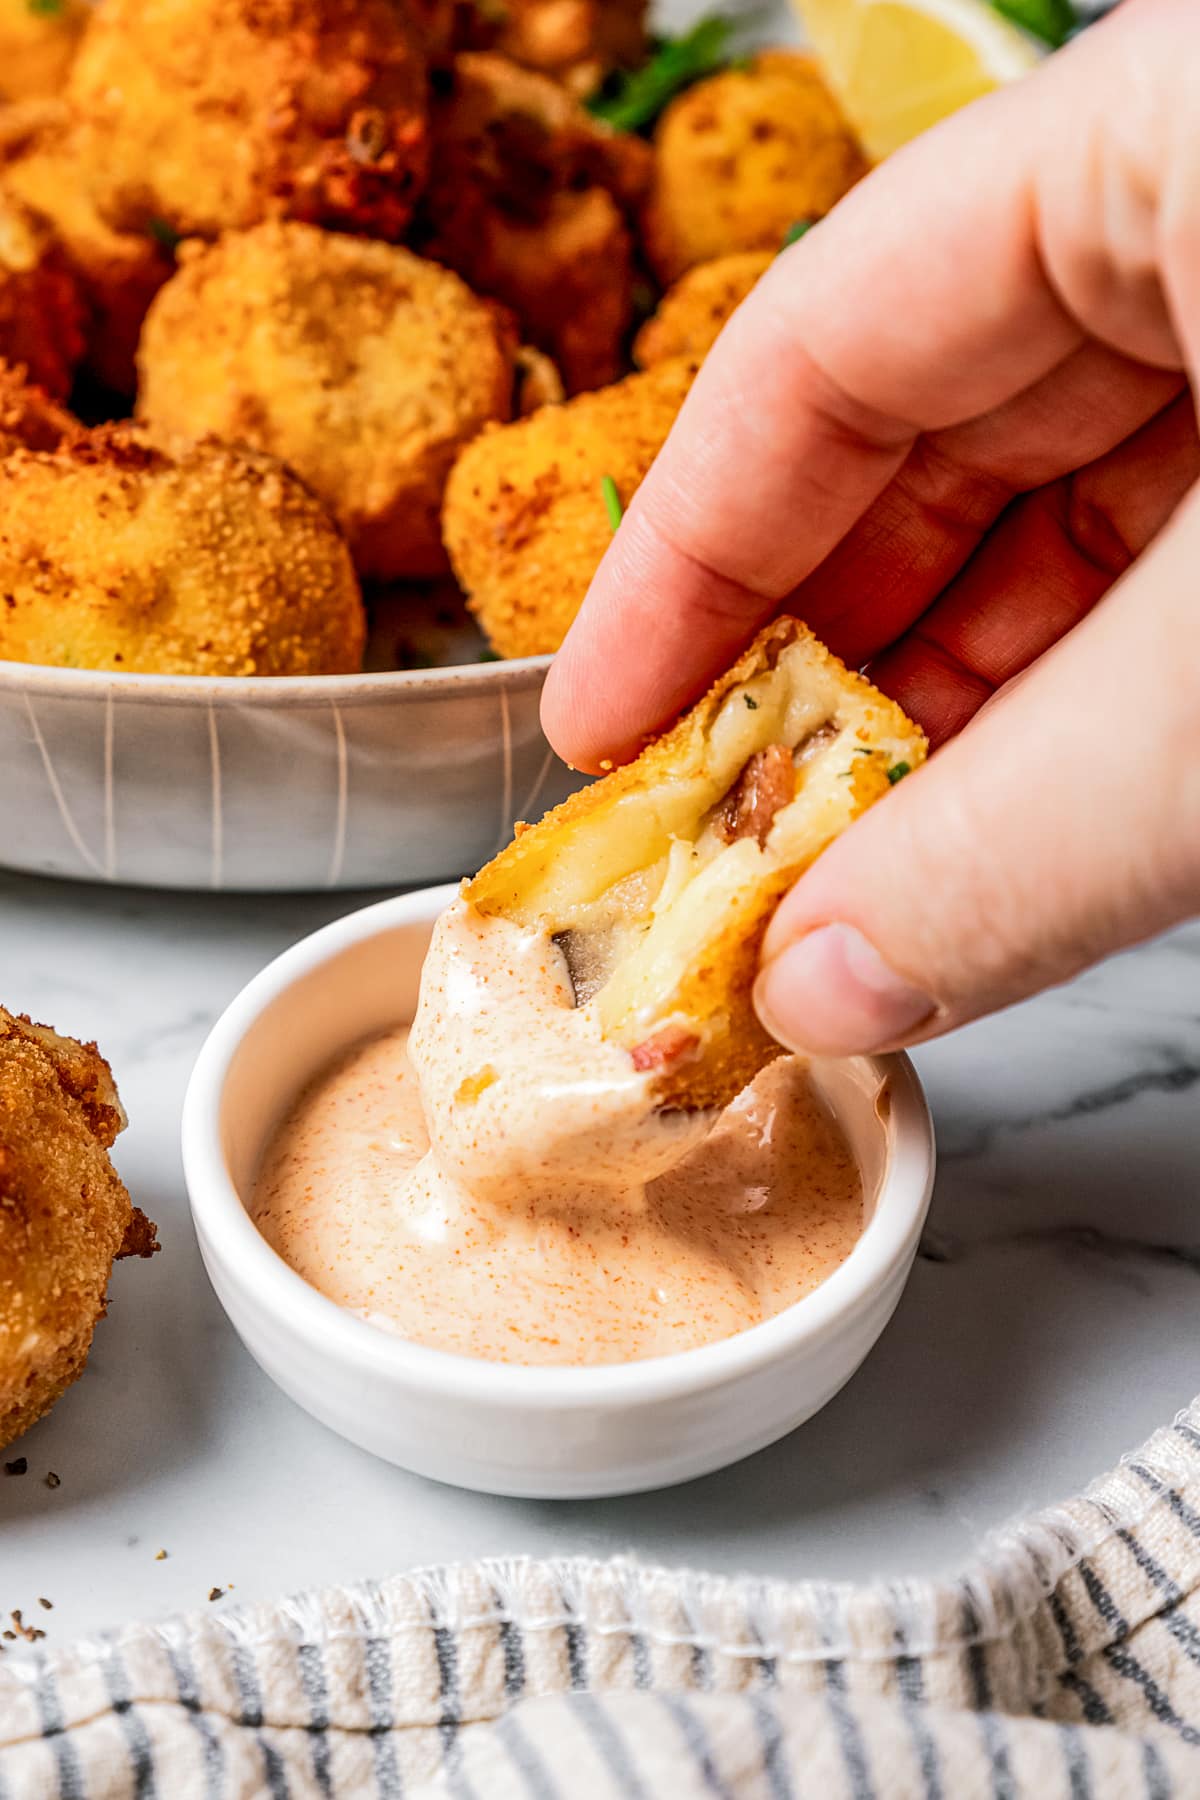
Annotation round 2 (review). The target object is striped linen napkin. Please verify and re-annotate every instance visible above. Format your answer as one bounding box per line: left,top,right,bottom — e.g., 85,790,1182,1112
3,1394,1200,1797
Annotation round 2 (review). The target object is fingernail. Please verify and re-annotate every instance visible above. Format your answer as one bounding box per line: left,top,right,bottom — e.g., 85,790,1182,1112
754,923,936,1056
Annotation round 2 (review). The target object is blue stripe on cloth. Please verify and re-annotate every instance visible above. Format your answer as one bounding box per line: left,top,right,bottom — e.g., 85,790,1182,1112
497,1615,526,1700
975,1711,1016,1800
362,1635,404,1800
659,1695,735,1800
895,1658,944,1800
1117,1534,1200,1673
432,1624,477,1799
1057,1722,1092,1800
748,1697,792,1800
1140,1738,1172,1800
1049,1592,1084,1667
1102,1646,1200,1747
1116,1531,1184,1606
494,1711,560,1800
1077,1565,1129,1642
629,1634,653,1691
570,1692,650,1799
690,1642,712,1692
163,1638,225,1800
563,1623,587,1691
33,1651,85,1800
100,1644,157,1800
1060,1672,1115,1726
823,1660,874,1800
295,1642,334,1797
1129,1465,1200,1540
229,1640,290,1798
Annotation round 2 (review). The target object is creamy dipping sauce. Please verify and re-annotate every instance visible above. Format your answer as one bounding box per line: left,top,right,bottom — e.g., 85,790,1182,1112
251,903,864,1364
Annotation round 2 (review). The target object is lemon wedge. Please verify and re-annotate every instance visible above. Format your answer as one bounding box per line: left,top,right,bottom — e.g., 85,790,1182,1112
793,0,1043,159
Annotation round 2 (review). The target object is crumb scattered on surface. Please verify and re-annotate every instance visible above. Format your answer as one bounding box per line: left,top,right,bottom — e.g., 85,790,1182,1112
44,1471,60,1489
155,1548,168,1561
208,1587,224,1602
4,1458,27,1476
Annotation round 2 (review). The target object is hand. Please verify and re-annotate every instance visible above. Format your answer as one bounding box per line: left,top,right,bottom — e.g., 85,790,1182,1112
541,0,1200,1055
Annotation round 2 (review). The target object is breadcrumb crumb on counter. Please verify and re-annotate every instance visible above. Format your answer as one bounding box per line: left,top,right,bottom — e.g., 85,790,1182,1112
442,357,695,658
0,428,366,675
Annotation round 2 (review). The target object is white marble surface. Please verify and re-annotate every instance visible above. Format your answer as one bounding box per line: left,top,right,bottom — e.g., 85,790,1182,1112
1,868,1198,1654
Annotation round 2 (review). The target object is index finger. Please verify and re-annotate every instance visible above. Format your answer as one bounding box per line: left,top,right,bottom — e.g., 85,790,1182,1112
540,5,1165,770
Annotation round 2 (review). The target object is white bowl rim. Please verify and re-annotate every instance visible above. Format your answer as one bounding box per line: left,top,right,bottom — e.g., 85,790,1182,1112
0,652,552,709
182,884,936,1410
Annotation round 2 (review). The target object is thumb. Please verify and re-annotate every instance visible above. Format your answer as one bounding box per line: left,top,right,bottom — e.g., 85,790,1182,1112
754,486,1200,1056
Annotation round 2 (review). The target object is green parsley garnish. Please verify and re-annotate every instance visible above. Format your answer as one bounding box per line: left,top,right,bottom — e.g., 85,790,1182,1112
27,0,65,16
477,647,502,663
886,761,911,785
987,0,1075,49
744,695,758,710
779,219,815,252
146,217,182,253
586,15,737,133
600,474,624,532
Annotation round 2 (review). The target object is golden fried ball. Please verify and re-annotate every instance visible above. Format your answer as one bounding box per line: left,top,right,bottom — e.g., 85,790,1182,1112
418,52,651,393
138,222,519,580
0,430,366,675
0,183,84,396
5,135,174,395
66,0,430,242
443,356,694,658
0,359,78,453
0,0,89,105
0,1009,158,1451
641,51,867,285
634,250,773,369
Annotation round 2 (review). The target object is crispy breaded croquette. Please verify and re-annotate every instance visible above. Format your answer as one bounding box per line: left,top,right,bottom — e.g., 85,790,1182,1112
5,134,175,395
634,250,773,368
418,52,651,393
137,222,519,580
443,357,693,657
66,0,430,242
465,0,648,97
0,0,89,105
0,429,366,675
0,361,78,454
467,618,926,1111
642,51,867,284
0,184,84,398
0,1008,158,1451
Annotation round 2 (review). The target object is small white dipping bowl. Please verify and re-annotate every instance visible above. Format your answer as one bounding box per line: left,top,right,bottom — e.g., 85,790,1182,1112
182,884,936,1499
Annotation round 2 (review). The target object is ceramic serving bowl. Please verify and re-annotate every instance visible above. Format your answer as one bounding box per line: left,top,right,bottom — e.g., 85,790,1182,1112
181,883,936,1498
0,655,579,892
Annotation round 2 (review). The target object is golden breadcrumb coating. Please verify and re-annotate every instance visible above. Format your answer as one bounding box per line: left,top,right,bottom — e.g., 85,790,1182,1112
66,0,430,242
464,0,648,97
0,1008,158,1451
443,356,694,657
0,360,79,454
467,618,927,1111
0,183,84,397
418,52,651,393
634,250,773,368
642,51,867,284
0,0,89,105
138,222,519,580
0,429,366,675
5,134,174,395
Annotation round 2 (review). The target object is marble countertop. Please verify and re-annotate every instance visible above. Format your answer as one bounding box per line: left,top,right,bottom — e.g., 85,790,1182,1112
2,867,1198,1651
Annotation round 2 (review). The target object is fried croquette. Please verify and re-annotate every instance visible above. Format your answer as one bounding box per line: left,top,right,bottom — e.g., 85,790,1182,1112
0,185,84,397
0,0,89,105
0,361,78,453
66,0,430,242
0,1008,158,1451
0,430,366,675
5,135,175,395
466,618,926,1111
137,222,519,580
443,356,694,657
467,0,648,97
634,249,772,368
418,52,651,392
641,51,867,284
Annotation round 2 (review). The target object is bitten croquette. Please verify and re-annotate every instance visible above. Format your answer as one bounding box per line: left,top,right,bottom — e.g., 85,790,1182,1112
137,222,519,580
0,430,366,675
442,357,694,658
66,0,430,242
634,250,773,368
641,51,867,284
0,1008,158,1452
